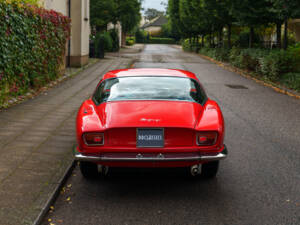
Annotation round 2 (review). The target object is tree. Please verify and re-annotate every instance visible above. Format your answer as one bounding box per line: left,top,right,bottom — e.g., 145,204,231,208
268,0,300,49
90,0,141,46
230,0,273,48
144,8,164,21
115,0,142,46
90,0,117,31
167,0,184,40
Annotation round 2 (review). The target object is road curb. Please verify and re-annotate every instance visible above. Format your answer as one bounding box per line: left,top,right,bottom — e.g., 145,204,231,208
198,53,300,100
32,160,77,225
32,56,136,225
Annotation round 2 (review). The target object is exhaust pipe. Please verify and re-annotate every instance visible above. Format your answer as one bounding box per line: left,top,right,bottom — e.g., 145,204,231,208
190,164,201,176
98,165,109,176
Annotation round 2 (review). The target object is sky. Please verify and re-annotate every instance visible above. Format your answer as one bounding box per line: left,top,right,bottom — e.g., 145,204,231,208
142,0,168,12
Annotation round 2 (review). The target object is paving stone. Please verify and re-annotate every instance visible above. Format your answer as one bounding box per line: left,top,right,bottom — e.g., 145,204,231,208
2,141,38,149
15,135,49,144
19,153,67,173
0,57,129,224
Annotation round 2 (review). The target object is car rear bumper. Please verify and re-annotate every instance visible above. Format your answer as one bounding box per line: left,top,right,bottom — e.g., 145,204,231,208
74,145,228,163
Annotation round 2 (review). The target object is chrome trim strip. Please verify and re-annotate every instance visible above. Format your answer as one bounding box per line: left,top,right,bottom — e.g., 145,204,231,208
74,149,227,162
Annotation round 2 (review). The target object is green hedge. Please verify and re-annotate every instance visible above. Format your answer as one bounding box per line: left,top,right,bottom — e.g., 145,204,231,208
135,29,149,43
147,37,176,44
0,1,70,106
183,39,300,91
135,30,176,44
93,30,119,58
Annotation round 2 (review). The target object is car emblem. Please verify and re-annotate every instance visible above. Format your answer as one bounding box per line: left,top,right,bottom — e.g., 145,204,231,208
157,153,164,159
136,153,143,159
140,118,161,122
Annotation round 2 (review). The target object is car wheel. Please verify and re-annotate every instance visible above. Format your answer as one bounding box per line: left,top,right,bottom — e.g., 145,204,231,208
201,161,219,179
79,161,98,179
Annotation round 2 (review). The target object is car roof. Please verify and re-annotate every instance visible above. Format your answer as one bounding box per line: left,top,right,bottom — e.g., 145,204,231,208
102,68,198,80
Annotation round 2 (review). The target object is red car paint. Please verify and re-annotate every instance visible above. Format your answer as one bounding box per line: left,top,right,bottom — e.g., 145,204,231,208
76,68,225,168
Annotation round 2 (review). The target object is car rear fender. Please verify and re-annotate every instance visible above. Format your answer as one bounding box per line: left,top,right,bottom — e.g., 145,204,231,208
195,100,225,146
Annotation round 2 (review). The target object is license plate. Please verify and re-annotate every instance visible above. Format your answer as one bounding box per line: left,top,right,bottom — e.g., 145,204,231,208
137,128,164,148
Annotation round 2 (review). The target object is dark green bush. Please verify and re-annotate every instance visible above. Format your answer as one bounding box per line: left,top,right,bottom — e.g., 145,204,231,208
109,29,120,52
0,1,70,106
198,48,230,62
235,30,261,48
94,31,113,58
201,46,299,82
214,48,230,61
259,50,297,80
229,47,242,67
135,29,148,43
280,73,300,91
147,37,176,44
102,32,113,52
239,49,267,72
182,39,192,51
94,33,105,58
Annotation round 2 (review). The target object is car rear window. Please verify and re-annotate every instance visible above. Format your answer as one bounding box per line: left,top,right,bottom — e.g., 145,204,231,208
93,76,207,105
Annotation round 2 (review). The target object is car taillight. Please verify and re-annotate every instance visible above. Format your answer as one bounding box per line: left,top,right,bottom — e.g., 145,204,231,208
83,133,104,146
197,132,218,146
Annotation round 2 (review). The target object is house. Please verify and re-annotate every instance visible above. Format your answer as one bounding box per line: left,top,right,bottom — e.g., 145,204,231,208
289,19,300,42
40,0,90,67
141,15,167,36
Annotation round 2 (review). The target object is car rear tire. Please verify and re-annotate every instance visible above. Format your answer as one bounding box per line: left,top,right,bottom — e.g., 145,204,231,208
79,161,98,179
201,161,219,179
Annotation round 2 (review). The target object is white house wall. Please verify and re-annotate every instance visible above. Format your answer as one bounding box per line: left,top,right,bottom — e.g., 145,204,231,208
41,0,90,67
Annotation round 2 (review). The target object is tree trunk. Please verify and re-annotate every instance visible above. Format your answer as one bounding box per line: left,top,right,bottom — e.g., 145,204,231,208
276,22,282,49
211,33,215,48
249,27,254,48
228,24,232,49
218,27,223,48
121,31,126,47
283,20,288,50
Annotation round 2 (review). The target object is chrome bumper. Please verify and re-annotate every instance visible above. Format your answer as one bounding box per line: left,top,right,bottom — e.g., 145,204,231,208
74,146,228,163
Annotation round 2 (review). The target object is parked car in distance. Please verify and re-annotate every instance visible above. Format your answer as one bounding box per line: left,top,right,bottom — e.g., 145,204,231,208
74,68,227,178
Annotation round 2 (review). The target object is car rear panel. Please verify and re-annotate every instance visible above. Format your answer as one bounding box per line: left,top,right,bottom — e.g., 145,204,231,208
105,127,195,148
95,101,203,129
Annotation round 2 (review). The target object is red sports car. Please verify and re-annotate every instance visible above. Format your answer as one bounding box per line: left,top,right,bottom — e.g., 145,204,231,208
74,68,227,178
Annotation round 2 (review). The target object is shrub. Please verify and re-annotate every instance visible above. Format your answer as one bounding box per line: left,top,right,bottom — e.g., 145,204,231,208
148,37,176,44
94,31,113,58
239,49,267,72
94,33,105,58
0,0,40,6
229,47,242,67
280,73,300,91
102,32,113,52
0,1,70,106
288,42,300,71
109,29,120,52
135,29,149,43
182,39,191,51
259,50,297,81
126,36,135,46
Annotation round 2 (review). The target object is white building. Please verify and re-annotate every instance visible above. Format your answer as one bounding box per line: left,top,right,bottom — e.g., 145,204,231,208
41,0,90,67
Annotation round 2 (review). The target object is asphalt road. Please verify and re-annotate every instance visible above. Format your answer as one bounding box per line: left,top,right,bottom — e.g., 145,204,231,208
42,45,300,225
